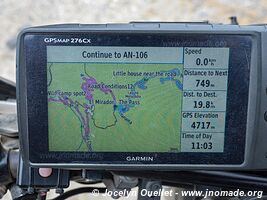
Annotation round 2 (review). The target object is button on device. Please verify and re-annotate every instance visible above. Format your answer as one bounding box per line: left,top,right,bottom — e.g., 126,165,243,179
264,111,267,122
38,168,53,178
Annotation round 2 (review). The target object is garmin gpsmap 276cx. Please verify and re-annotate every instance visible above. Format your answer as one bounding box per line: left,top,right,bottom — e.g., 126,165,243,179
16,22,267,170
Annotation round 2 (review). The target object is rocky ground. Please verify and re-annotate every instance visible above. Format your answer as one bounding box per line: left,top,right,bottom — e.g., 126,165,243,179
1,0,267,82
1,0,267,199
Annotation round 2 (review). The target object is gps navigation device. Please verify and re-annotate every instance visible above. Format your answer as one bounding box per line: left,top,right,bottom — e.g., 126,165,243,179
17,23,267,170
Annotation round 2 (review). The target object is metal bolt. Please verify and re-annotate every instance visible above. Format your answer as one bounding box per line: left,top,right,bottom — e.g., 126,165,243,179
27,187,34,194
56,188,64,194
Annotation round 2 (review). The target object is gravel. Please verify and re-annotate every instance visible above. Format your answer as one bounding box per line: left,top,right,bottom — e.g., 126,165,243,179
1,0,267,82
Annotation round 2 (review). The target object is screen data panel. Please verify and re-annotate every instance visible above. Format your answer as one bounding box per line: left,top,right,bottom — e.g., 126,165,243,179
47,46,229,153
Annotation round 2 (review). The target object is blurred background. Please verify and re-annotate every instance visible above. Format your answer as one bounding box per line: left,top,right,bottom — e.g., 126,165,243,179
1,0,267,199
1,0,267,82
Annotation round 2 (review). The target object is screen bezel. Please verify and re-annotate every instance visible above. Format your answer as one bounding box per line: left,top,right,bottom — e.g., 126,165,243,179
22,32,252,165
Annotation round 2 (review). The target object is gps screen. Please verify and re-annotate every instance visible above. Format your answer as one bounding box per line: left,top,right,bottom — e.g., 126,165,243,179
47,46,229,153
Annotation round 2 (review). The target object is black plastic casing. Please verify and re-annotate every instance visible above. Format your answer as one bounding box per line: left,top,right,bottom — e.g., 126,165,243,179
16,22,267,170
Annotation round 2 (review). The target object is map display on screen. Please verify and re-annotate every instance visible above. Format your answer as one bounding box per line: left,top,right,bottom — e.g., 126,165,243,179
47,46,229,153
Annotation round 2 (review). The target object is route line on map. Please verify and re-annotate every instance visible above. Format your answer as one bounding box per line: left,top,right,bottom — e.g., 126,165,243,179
76,125,84,151
91,111,118,129
47,63,53,87
82,64,118,129
48,94,93,151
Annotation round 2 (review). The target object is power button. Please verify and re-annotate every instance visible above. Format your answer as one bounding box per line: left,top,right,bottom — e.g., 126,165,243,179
264,111,267,122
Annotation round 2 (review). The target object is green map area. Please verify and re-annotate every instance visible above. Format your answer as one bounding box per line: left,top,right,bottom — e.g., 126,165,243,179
47,63,183,152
